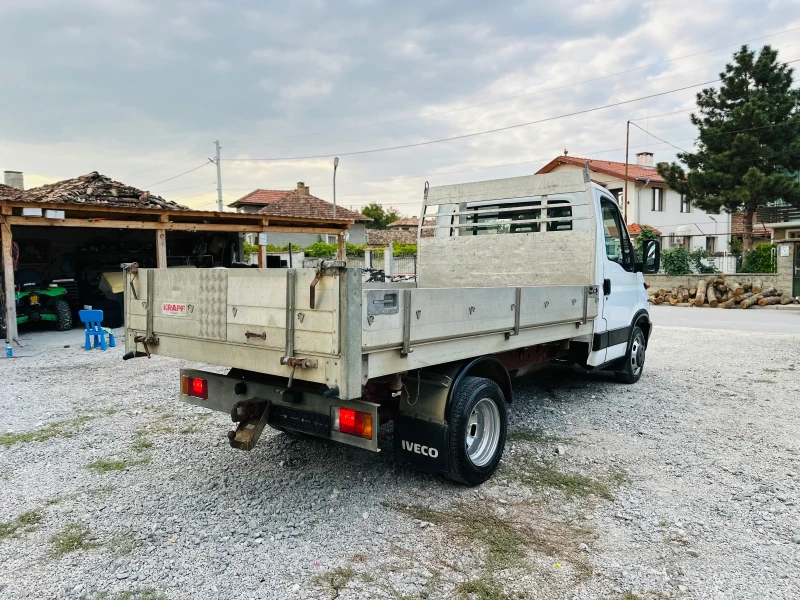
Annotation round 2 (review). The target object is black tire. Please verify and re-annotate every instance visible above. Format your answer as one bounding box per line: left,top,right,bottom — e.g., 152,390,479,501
614,326,646,384
446,376,508,486
54,299,73,331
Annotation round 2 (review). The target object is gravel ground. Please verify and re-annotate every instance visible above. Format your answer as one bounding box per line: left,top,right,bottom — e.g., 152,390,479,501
1,325,799,600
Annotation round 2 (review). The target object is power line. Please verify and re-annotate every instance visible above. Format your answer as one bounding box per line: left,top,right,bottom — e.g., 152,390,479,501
631,107,696,121
224,79,721,162
157,181,217,194
128,144,209,177
630,121,690,153
144,163,212,188
224,25,800,146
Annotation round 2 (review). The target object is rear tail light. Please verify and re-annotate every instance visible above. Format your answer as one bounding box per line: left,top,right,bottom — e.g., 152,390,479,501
181,375,208,400
335,407,373,439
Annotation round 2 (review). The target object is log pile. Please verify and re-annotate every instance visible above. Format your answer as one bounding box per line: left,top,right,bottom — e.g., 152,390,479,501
648,275,799,309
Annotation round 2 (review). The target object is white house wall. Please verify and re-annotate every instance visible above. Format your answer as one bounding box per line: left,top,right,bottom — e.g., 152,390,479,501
548,164,730,253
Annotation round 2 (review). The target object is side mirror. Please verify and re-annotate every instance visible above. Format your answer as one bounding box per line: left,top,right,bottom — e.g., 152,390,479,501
642,239,661,274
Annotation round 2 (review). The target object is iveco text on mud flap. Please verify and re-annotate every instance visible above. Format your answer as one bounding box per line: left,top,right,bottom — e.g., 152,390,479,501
124,168,660,486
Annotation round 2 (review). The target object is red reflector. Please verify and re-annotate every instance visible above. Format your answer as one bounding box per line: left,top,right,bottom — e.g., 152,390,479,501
186,377,208,400
338,408,373,439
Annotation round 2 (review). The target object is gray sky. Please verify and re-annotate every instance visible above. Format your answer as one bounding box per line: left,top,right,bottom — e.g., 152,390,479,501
1,0,799,216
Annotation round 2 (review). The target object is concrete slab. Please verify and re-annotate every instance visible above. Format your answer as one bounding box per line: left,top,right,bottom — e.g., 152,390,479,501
651,304,800,334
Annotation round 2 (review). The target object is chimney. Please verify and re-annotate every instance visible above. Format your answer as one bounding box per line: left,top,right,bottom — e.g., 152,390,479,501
4,170,24,190
296,181,309,195
635,152,654,168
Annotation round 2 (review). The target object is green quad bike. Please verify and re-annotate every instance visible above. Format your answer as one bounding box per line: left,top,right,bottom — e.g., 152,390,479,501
9,268,72,335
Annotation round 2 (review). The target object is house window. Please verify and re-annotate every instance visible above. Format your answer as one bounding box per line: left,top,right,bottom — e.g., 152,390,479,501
651,188,664,212
706,236,716,253
609,189,623,205
680,194,690,213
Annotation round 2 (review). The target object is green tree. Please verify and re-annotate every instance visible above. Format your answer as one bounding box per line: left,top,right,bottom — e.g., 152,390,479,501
361,203,402,229
657,45,800,256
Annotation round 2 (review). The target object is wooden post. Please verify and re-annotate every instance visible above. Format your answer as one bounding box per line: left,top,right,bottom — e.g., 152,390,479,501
258,244,266,268
1,220,18,343
155,228,167,268
338,233,346,261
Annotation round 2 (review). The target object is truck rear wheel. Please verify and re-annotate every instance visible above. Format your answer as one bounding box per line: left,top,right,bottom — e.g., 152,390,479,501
446,376,507,486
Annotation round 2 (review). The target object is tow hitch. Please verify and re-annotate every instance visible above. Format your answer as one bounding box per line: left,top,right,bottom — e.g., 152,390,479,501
228,399,271,451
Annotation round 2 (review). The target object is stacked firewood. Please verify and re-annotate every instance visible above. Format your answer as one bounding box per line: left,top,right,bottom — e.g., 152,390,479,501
648,275,799,308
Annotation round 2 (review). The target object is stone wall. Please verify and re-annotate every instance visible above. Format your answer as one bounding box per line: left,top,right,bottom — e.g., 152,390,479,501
776,240,798,295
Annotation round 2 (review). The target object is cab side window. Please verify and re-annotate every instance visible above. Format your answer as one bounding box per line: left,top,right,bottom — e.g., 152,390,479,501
600,198,633,271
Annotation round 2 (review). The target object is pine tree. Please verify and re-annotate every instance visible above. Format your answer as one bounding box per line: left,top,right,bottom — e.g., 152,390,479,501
657,45,800,255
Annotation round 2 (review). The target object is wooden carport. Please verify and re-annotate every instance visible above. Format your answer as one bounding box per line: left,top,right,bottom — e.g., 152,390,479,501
0,174,354,345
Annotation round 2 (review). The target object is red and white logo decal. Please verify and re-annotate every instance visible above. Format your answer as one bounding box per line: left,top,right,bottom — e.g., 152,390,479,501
162,302,187,317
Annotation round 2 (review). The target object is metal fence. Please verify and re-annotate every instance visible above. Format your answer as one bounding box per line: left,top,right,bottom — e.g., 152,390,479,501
302,255,417,275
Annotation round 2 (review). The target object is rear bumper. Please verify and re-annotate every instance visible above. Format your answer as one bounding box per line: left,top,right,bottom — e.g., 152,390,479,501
179,368,379,452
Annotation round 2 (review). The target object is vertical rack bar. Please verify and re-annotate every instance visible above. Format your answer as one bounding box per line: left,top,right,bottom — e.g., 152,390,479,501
284,269,296,361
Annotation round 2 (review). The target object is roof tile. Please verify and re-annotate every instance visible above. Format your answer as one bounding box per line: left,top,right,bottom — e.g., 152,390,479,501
537,156,666,184
19,172,187,210
258,191,371,222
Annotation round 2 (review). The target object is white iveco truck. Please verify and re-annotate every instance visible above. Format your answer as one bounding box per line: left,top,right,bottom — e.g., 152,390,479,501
123,169,660,485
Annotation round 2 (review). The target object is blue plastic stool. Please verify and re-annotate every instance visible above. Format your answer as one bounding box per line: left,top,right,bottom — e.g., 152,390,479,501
78,309,116,351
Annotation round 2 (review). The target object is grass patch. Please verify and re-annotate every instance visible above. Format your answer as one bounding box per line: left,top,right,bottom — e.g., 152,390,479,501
50,523,98,557
0,415,95,447
0,510,44,540
131,437,153,452
87,457,150,472
313,567,355,596
763,368,781,373
513,461,615,500
85,590,167,600
508,428,568,444
109,532,139,556
397,503,580,570
457,576,512,600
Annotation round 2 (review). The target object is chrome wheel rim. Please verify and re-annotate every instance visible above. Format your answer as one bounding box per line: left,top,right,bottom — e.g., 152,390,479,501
465,398,501,467
630,335,645,376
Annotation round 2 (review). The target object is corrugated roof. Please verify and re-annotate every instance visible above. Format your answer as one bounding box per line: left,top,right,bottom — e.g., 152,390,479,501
258,191,371,222
537,156,666,184
19,172,187,210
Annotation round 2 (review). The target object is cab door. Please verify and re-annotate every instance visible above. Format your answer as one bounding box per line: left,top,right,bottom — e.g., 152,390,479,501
597,194,639,362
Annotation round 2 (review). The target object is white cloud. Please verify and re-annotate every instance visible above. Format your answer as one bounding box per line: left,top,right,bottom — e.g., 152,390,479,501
1,0,799,219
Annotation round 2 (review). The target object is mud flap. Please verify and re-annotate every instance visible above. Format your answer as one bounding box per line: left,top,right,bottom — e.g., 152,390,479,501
393,414,449,473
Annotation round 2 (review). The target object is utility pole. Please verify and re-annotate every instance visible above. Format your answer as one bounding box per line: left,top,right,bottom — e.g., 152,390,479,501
623,121,630,222
333,157,339,219
214,140,223,212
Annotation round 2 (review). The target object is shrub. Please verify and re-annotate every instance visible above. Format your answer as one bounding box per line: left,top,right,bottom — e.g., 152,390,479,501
742,243,776,273
688,248,716,274
661,247,691,275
